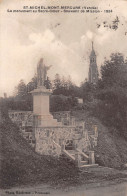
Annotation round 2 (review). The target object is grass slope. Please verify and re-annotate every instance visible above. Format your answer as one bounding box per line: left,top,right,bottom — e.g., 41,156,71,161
0,119,78,189
1,111,127,189
72,110,127,168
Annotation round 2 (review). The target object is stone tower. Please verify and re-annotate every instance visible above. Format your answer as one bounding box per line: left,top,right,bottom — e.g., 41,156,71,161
88,42,98,84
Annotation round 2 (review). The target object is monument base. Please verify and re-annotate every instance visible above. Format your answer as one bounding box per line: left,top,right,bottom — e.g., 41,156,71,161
31,85,61,127
34,114,62,127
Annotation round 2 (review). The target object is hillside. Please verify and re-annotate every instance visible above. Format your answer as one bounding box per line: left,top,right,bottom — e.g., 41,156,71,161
1,110,127,189
72,110,127,168
0,117,78,189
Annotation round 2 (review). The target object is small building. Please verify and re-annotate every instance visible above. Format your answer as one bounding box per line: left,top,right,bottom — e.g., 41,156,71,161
76,97,83,104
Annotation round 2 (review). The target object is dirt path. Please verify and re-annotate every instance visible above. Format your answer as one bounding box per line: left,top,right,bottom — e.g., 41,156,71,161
1,180,127,196
1,168,127,196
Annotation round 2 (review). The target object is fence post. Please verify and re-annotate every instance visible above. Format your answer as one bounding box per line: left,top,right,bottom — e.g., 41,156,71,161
88,151,95,164
75,152,81,167
94,125,98,137
60,139,65,151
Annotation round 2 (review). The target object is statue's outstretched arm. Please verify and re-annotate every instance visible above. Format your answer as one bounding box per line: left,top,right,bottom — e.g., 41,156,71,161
47,65,52,70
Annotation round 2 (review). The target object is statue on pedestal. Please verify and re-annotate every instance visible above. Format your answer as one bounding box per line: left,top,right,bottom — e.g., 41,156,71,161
37,58,52,87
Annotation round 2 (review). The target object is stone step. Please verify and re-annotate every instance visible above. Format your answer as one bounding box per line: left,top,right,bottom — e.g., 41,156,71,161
67,150,77,155
57,122,62,126
60,152,98,168
67,150,77,152
80,164,99,168
81,161,88,165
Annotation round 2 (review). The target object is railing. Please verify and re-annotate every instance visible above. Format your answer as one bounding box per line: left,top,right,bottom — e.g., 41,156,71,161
52,140,61,155
52,140,61,149
63,149,75,161
52,140,96,166
52,140,75,161
77,148,89,159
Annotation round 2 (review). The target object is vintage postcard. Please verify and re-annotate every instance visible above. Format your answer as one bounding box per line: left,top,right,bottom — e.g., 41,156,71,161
0,0,127,195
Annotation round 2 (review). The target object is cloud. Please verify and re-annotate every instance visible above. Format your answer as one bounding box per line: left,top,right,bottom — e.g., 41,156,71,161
86,31,93,40
0,27,87,96
1,0,127,96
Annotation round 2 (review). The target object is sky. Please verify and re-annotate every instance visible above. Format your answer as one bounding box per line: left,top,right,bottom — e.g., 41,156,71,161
0,0,127,97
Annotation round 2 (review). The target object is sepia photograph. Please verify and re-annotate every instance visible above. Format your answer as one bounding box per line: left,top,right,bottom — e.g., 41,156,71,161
0,0,127,195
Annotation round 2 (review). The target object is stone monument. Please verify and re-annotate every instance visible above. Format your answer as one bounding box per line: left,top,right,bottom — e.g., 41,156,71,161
31,58,59,127
30,58,97,167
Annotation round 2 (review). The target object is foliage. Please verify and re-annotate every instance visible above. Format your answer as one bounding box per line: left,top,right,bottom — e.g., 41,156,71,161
17,79,27,98
100,53,126,88
94,53,127,137
50,95,78,112
0,116,78,188
27,75,37,92
52,74,80,97
80,81,97,102
2,73,80,112
2,53,127,138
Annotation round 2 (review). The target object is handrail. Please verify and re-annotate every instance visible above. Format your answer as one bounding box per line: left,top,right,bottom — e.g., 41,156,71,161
63,149,75,161
52,140,75,161
77,148,89,159
52,140,61,148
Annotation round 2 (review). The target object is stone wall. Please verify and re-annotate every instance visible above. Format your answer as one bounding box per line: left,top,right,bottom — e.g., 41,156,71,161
52,111,74,126
35,126,91,156
8,110,98,154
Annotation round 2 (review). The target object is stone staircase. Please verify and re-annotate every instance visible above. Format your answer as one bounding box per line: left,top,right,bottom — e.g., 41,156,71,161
62,148,98,168
52,137,98,168
67,150,88,166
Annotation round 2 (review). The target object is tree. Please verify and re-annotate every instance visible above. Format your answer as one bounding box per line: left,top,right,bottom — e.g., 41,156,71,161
53,74,79,96
95,53,127,137
50,95,78,112
44,77,52,89
80,81,97,102
100,53,127,88
27,75,37,92
13,86,18,97
66,75,76,96
53,74,62,94
17,79,27,97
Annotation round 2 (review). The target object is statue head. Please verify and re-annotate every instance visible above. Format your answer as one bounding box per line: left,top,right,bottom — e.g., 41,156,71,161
37,58,43,68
